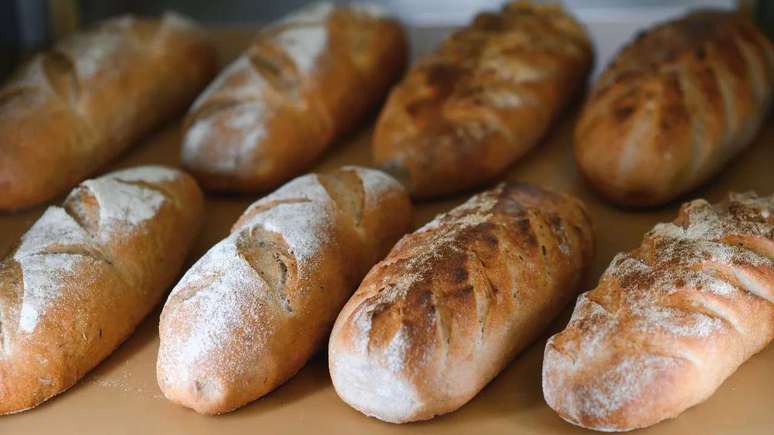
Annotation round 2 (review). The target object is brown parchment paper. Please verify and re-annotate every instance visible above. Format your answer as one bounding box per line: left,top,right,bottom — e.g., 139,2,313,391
1,27,773,435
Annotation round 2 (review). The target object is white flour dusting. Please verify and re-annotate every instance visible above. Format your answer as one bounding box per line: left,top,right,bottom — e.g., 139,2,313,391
110,165,180,184
66,22,129,79
342,166,402,207
163,236,268,374
188,57,267,110
348,2,391,18
279,2,334,25
159,168,396,393
14,207,94,333
605,196,773,304
161,174,332,373
631,304,722,337
15,207,92,257
271,2,333,75
17,253,84,333
80,177,166,236
578,354,676,419
484,90,527,109
160,11,196,30
239,174,334,265
13,167,175,334
92,360,165,399
331,348,421,422
274,25,328,75
182,119,214,166
481,56,545,83
183,102,267,174
384,327,410,373
183,56,270,172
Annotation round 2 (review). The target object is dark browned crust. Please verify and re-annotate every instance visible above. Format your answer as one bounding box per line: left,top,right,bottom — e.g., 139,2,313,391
330,182,594,423
373,1,593,199
575,10,774,206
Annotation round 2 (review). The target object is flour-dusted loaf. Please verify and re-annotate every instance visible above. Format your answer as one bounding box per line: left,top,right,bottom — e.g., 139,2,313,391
0,14,216,211
543,192,774,432
157,166,412,415
329,183,594,423
372,2,592,198
0,166,203,415
181,3,407,192
575,11,774,207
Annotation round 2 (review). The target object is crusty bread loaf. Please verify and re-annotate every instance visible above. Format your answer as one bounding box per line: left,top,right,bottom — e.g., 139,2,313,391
329,182,594,423
0,166,203,415
0,14,216,211
372,1,592,198
157,166,412,415
543,192,774,432
575,11,774,207
181,3,407,192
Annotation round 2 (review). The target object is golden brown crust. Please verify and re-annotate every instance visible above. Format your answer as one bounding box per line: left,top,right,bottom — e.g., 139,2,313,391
372,1,592,198
575,10,774,206
0,166,203,415
157,166,412,415
329,182,594,423
0,14,216,211
543,192,774,431
181,3,408,192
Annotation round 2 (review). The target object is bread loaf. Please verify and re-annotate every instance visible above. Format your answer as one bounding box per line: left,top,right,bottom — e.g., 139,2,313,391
0,14,216,211
0,166,203,414
543,192,774,431
181,3,407,192
372,2,592,198
575,11,774,206
157,166,412,415
329,182,594,423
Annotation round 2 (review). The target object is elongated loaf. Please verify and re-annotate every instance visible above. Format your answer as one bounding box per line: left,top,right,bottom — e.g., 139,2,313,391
372,2,592,198
543,192,774,431
0,14,216,211
181,3,407,192
329,183,594,423
0,166,203,415
157,166,412,415
575,11,774,207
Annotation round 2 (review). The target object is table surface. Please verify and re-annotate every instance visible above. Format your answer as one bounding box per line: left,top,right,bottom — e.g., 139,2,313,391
1,26,773,435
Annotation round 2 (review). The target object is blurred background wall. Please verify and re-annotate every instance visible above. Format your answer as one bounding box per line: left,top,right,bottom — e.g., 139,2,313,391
1,0,770,80
72,0,745,26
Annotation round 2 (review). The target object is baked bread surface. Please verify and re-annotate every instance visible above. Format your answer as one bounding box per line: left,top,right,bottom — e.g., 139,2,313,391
181,2,408,192
329,182,594,423
575,10,774,206
0,166,204,414
543,192,774,431
0,14,216,211
373,1,592,198
157,166,412,415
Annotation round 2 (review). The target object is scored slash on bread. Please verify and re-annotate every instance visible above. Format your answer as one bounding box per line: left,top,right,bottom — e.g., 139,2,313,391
0,166,204,415
156,166,412,415
329,182,594,423
372,1,593,198
543,192,774,432
575,10,774,206
181,2,408,193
